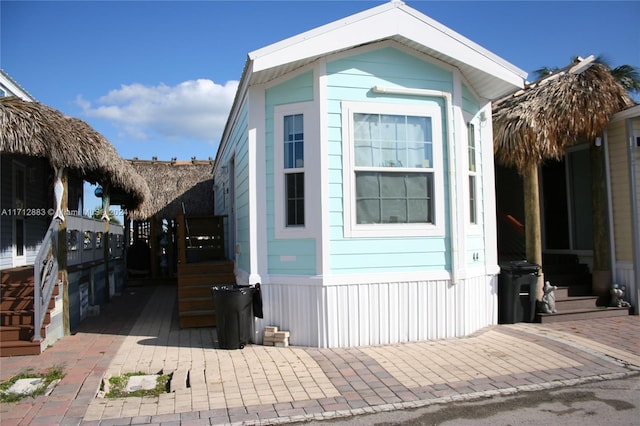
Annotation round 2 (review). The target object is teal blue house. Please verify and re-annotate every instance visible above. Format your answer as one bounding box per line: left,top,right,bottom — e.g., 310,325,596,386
213,1,527,347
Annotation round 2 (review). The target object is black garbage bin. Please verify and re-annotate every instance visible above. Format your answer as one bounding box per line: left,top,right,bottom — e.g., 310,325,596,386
498,260,540,324
211,285,255,349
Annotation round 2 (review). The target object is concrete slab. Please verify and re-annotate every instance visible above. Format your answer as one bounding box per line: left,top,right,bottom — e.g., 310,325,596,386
6,378,44,395
125,375,159,392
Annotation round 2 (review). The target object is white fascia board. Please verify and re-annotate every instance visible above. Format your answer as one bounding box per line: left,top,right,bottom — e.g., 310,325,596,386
249,0,399,64
611,104,640,122
397,12,526,89
0,70,36,101
249,3,525,91
398,6,526,81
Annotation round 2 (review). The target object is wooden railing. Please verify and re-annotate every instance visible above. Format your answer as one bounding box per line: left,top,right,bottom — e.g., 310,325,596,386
33,218,60,342
176,214,225,264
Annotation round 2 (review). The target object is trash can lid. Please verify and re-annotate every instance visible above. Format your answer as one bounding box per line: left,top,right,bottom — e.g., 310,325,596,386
500,260,540,272
211,285,253,294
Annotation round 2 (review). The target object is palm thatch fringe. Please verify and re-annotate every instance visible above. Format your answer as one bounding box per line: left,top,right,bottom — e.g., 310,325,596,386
127,159,213,220
0,96,151,209
493,62,634,173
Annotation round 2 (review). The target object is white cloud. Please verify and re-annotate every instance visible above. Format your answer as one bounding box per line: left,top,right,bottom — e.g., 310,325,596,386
77,79,238,143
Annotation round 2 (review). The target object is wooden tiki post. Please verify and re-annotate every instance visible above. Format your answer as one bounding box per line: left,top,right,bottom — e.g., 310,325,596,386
523,163,544,300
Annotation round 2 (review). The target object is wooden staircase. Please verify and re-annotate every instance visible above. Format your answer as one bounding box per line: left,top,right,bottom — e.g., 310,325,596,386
537,286,631,323
0,267,56,357
177,261,235,328
175,213,236,328
536,258,631,323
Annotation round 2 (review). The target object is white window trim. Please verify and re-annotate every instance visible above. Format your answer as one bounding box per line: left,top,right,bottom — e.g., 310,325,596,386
342,101,445,238
274,102,318,239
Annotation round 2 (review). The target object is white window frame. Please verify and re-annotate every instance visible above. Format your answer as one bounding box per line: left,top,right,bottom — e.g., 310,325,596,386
274,102,317,239
467,120,479,226
342,101,445,238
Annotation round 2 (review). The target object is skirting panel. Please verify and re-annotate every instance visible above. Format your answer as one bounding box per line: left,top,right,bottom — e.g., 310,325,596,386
257,274,498,348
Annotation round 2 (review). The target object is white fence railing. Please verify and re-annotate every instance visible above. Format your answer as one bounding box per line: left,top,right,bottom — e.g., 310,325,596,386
66,216,124,266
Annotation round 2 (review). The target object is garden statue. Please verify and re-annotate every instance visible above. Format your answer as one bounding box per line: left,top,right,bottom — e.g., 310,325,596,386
538,281,557,314
610,284,631,308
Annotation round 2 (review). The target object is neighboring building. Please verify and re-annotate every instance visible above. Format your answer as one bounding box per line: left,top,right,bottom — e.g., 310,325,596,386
606,104,640,312
0,69,54,270
0,71,149,356
213,1,527,347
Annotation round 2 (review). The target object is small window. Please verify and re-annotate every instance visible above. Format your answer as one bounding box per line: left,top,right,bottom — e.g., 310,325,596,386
467,122,478,225
274,102,316,239
283,114,305,227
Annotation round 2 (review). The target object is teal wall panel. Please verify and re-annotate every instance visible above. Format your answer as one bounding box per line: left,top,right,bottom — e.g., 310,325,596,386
264,71,317,275
325,46,455,274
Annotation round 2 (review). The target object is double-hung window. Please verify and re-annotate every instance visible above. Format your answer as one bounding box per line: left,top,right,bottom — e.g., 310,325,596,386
467,122,478,225
274,102,317,239
343,102,444,237
284,113,305,227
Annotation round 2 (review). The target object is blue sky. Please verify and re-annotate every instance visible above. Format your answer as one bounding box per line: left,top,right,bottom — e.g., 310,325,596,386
2,0,639,165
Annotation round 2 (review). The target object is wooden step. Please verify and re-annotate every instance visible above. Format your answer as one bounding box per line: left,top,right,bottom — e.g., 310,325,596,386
0,325,40,341
179,283,225,299
0,325,22,341
1,267,35,285
178,297,215,312
0,296,35,311
0,339,41,357
0,310,49,326
178,261,234,276
0,283,35,298
178,273,236,287
538,306,631,323
178,310,216,328
554,295,600,311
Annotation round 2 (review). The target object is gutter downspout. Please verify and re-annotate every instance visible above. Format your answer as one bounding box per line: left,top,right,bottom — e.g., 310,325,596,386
372,86,459,284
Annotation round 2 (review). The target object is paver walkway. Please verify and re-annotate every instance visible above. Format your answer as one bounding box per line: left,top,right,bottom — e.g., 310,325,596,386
1,283,638,425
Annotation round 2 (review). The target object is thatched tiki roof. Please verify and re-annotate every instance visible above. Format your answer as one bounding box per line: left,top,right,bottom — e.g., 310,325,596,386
127,158,213,220
493,60,635,172
0,96,150,209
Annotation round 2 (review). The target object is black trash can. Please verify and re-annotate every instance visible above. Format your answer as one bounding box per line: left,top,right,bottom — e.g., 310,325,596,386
498,260,540,324
211,285,255,349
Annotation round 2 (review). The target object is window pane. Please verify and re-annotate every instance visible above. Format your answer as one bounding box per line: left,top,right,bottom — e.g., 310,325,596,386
469,175,477,224
284,114,304,168
286,173,304,226
407,116,432,168
468,123,476,172
356,171,433,224
354,113,379,167
354,113,432,168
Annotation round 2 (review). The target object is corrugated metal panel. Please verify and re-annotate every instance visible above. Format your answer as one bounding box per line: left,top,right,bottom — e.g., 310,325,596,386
257,275,497,348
